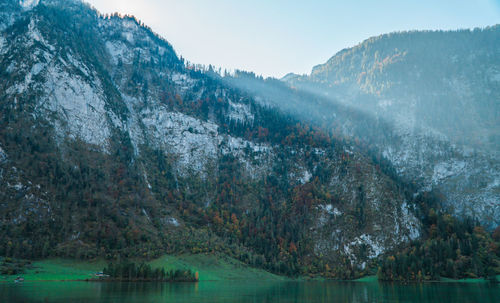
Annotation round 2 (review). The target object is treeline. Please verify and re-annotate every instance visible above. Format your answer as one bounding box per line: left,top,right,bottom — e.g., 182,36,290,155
102,261,198,282
378,210,500,282
0,257,32,275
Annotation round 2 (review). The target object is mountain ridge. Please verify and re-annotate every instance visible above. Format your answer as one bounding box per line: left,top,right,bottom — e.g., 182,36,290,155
283,27,500,228
0,0,424,278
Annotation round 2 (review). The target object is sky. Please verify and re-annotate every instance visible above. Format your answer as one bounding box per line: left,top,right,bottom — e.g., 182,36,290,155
85,0,500,78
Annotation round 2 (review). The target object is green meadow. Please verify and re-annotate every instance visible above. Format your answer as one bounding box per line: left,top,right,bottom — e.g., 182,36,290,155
149,254,283,281
1,256,498,283
0,254,283,282
0,258,104,282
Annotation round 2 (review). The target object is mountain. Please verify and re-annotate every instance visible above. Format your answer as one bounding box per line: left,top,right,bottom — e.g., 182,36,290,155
283,28,500,229
0,0,426,278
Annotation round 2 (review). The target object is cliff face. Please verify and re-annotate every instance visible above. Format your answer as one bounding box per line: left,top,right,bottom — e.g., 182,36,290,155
0,0,420,275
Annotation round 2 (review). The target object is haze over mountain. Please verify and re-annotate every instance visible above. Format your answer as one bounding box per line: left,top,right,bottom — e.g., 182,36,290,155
0,0,498,281
281,28,500,228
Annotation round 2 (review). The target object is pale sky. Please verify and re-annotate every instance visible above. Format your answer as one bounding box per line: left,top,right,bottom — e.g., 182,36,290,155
85,0,500,78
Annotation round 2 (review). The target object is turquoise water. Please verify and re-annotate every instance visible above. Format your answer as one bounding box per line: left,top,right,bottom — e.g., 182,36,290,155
0,281,498,302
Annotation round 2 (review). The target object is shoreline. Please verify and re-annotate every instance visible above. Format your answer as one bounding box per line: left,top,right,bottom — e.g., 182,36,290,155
2,256,499,284
2,276,498,284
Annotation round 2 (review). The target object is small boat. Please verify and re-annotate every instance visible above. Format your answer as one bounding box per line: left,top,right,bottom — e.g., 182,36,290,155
14,276,24,283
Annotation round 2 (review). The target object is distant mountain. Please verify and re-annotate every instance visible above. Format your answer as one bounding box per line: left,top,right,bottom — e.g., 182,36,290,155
0,0,423,278
301,28,500,151
283,28,500,228
280,73,301,83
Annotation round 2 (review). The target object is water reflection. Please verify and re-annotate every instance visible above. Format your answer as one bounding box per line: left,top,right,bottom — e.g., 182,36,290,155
1,280,498,303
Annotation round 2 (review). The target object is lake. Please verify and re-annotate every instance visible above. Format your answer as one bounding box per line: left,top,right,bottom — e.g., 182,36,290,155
0,280,498,303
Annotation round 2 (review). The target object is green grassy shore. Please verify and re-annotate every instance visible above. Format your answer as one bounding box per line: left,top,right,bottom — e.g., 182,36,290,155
1,256,498,283
0,254,283,282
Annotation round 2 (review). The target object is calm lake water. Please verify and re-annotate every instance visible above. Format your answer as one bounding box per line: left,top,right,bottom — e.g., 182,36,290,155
0,281,498,303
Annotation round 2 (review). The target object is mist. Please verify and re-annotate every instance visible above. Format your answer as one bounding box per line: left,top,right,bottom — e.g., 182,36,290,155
218,27,500,228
